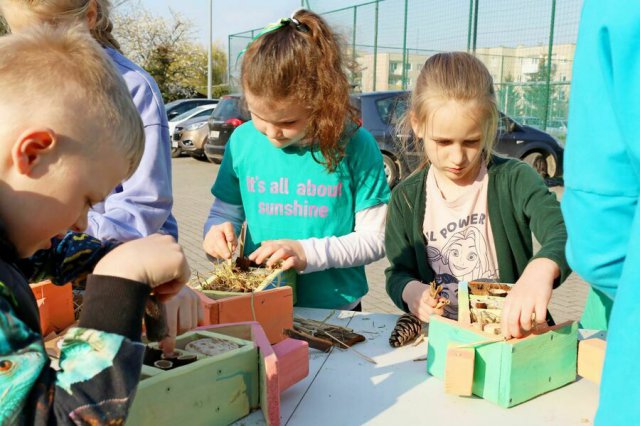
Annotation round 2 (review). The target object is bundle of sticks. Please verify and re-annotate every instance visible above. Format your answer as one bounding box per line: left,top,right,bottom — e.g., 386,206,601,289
285,316,365,353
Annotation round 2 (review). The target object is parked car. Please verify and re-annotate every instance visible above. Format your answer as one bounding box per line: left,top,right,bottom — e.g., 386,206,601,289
165,98,218,121
545,119,568,145
170,104,217,157
204,94,251,164
172,113,214,160
350,91,564,187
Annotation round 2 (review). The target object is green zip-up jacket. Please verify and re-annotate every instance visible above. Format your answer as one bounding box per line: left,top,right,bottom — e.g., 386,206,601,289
385,156,571,312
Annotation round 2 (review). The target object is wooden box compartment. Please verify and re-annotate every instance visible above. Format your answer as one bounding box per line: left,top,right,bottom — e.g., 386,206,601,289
195,286,294,345
127,330,259,425
427,315,578,408
30,280,74,336
198,268,297,305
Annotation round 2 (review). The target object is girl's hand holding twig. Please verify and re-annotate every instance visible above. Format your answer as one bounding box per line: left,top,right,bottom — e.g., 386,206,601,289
501,258,558,339
202,222,237,260
249,239,307,272
402,281,445,322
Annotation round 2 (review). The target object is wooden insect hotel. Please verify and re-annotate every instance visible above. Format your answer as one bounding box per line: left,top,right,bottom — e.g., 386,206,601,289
127,321,298,425
427,281,578,408
30,280,75,336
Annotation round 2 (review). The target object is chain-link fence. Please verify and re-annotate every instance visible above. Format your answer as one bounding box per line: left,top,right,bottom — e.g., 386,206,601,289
228,0,582,137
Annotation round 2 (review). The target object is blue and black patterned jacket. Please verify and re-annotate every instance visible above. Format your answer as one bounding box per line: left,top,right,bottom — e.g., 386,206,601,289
0,228,150,424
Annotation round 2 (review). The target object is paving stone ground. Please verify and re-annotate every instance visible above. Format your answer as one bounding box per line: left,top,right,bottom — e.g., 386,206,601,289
172,157,588,323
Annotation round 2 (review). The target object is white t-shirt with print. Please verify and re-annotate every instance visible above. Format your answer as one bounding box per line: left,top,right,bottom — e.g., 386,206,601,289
423,163,500,318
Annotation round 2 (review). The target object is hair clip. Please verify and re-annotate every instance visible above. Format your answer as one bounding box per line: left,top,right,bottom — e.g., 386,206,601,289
290,16,310,33
236,15,309,62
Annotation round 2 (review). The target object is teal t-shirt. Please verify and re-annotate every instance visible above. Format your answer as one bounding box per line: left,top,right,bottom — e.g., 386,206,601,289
212,121,390,308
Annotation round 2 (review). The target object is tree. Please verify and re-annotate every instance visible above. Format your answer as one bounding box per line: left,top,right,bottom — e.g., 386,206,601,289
496,74,523,118
522,55,556,125
112,5,228,102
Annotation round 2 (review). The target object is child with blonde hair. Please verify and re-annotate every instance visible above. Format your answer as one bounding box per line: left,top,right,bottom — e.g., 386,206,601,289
0,26,189,423
203,10,390,310
1,0,201,350
385,52,570,338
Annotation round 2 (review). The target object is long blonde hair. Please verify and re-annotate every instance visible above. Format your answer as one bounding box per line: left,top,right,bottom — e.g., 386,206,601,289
1,0,120,50
400,52,498,168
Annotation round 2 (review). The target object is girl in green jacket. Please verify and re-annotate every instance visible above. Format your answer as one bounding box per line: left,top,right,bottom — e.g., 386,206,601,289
385,52,570,339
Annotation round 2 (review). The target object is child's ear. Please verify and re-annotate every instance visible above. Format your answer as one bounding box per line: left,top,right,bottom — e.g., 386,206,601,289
12,128,57,175
409,111,423,139
86,0,98,30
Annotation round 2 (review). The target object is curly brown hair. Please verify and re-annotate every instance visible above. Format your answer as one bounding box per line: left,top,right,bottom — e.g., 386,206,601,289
241,9,359,172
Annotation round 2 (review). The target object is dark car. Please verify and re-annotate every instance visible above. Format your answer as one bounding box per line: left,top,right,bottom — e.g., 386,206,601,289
204,95,250,164
165,98,219,121
351,91,564,187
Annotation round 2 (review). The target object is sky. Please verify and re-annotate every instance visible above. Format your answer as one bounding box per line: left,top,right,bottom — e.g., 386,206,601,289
129,0,582,53
135,0,349,48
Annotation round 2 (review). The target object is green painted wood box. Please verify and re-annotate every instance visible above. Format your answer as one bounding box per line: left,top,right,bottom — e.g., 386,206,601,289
427,316,578,408
126,330,259,425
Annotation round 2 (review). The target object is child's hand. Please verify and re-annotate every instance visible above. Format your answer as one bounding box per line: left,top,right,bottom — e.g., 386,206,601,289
248,240,307,272
501,258,558,339
93,234,190,302
202,222,237,260
401,281,444,322
159,286,204,354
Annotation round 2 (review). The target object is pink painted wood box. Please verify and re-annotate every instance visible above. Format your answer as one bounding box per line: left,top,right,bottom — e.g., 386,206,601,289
195,286,294,345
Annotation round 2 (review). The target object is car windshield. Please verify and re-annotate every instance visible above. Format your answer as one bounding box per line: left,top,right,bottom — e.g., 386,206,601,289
211,97,247,120
171,106,210,123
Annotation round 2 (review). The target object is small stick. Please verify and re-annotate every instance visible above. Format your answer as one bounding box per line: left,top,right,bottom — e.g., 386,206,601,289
412,333,426,346
413,356,427,362
226,241,234,267
323,331,377,365
238,223,247,260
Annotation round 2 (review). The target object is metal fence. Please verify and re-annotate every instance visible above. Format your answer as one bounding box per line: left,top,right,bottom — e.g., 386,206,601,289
228,0,583,136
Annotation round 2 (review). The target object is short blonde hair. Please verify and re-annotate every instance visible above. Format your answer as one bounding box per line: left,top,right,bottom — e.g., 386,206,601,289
401,52,499,168
0,24,143,176
0,0,120,50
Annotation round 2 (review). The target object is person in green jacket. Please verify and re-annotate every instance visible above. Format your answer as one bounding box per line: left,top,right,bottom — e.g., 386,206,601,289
385,52,570,339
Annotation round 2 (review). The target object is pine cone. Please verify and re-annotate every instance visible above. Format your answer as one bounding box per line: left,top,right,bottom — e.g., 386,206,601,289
389,313,423,347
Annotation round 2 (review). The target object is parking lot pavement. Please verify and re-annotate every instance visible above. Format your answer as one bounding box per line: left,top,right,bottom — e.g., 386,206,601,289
171,157,587,322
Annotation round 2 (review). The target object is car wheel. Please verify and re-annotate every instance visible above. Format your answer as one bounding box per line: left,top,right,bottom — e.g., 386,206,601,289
382,153,399,188
523,151,557,178
171,147,182,158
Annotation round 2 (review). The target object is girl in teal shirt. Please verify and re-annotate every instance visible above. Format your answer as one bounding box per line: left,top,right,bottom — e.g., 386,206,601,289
203,10,390,309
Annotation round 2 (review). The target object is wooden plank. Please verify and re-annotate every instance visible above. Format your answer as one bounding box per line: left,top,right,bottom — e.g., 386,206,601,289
458,281,471,326
128,333,259,425
507,322,578,407
444,345,475,396
577,338,606,384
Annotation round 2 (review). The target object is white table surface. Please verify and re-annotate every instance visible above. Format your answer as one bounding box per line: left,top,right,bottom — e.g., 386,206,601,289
238,307,598,425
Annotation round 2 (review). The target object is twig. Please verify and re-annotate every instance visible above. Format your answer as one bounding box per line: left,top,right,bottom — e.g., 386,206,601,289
413,356,427,362
226,241,234,267
323,331,377,365
238,223,246,260
412,333,426,346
